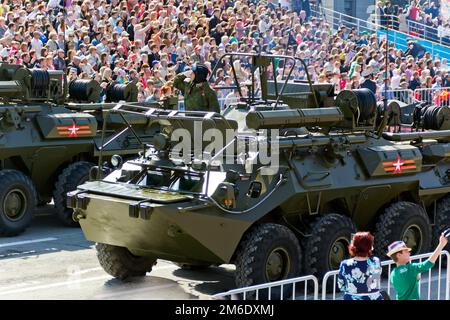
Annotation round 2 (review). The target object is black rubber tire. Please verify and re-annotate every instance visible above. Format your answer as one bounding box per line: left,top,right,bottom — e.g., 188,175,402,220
374,201,432,258
432,196,450,256
53,161,94,227
234,223,302,299
0,170,37,236
96,243,157,280
304,214,356,280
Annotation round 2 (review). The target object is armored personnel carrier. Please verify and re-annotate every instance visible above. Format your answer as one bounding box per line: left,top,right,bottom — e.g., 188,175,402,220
0,62,166,236
71,53,450,296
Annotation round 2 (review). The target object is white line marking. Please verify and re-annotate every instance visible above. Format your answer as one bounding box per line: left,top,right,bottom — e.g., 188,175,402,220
0,238,58,248
94,284,176,299
0,264,178,296
72,264,177,275
0,281,41,291
0,275,112,296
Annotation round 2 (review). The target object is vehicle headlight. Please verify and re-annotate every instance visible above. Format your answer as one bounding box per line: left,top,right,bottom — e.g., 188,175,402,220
110,154,123,168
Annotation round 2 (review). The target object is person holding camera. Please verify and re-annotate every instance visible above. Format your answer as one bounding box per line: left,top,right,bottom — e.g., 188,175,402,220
388,230,449,300
173,63,220,113
337,232,383,300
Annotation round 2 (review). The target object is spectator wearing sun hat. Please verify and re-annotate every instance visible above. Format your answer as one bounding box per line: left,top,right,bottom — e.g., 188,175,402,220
388,232,448,300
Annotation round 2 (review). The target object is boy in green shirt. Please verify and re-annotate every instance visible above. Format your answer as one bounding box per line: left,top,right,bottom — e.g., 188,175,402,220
387,233,448,300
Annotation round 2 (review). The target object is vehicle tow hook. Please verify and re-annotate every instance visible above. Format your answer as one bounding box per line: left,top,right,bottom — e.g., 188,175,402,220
73,209,87,222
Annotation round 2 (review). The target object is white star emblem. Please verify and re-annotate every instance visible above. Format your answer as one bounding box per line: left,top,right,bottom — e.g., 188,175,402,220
393,155,404,174
68,121,80,138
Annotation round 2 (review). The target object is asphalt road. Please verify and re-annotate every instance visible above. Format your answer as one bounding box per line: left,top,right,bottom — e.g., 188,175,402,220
0,206,236,300
1,206,448,300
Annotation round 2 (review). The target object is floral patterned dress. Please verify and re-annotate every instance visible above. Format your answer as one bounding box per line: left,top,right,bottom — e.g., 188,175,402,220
337,256,383,300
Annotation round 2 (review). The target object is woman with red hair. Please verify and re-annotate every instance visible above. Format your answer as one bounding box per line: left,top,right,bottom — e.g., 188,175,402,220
337,232,383,300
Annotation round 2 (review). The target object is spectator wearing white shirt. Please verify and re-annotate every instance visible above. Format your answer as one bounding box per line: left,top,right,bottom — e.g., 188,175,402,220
56,33,65,51
391,68,402,89
134,23,152,45
323,56,335,73
80,56,95,75
432,77,442,89
87,46,100,70
47,0,60,11
258,15,272,34
108,10,120,28
30,31,43,58
96,37,110,55
46,32,59,52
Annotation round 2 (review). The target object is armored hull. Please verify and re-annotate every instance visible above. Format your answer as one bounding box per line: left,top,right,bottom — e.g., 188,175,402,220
0,62,148,235
72,53,450,295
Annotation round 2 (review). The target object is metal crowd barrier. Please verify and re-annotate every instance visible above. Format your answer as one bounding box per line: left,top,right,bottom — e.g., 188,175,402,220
383,89,417,104
212,275,319,301
322,250,450,300
414,87,450,107
213,250,449,300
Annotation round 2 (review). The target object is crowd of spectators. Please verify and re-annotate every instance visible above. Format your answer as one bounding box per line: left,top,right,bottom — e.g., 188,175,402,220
0,0,447,108
376,0,450,45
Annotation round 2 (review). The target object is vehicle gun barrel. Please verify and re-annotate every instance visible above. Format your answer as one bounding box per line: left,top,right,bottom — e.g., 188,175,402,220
382,130,450,141
0,105,43,114
0,81,26,98
246,107,345,130
277,134,367,149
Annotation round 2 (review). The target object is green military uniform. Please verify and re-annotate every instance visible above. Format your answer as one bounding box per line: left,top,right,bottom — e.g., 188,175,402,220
173,74,220,113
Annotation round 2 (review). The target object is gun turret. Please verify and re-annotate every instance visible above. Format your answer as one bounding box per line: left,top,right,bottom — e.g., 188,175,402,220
246,89,378,131
246,107,344,130
382,130,450,142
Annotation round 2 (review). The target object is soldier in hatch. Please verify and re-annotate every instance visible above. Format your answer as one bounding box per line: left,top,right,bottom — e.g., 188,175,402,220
173,63,220,113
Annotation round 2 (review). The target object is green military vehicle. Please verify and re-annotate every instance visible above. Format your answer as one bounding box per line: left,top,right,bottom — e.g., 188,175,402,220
70,53,450,296
0,62,165,236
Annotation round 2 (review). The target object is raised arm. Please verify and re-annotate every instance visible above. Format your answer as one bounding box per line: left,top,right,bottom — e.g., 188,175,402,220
173,73,187,95
428,233,448,264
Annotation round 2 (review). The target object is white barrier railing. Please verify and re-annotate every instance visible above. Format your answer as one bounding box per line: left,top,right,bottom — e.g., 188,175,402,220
310,7,378,41
310,7,450,65
381,14,450,48
322,250,450,300
382,89,417,104
214,250,449,301
212,275,319,301
414,87,450,107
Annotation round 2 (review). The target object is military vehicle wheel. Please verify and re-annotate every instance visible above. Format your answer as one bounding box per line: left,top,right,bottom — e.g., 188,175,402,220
432,196,450,257
53,161,94,227
374,201,431,258
0,170,37,236
234,223,301,299
96,243,157,280
304,214,356,279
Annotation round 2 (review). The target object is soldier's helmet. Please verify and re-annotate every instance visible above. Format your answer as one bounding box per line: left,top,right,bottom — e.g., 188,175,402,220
192,63,210,83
